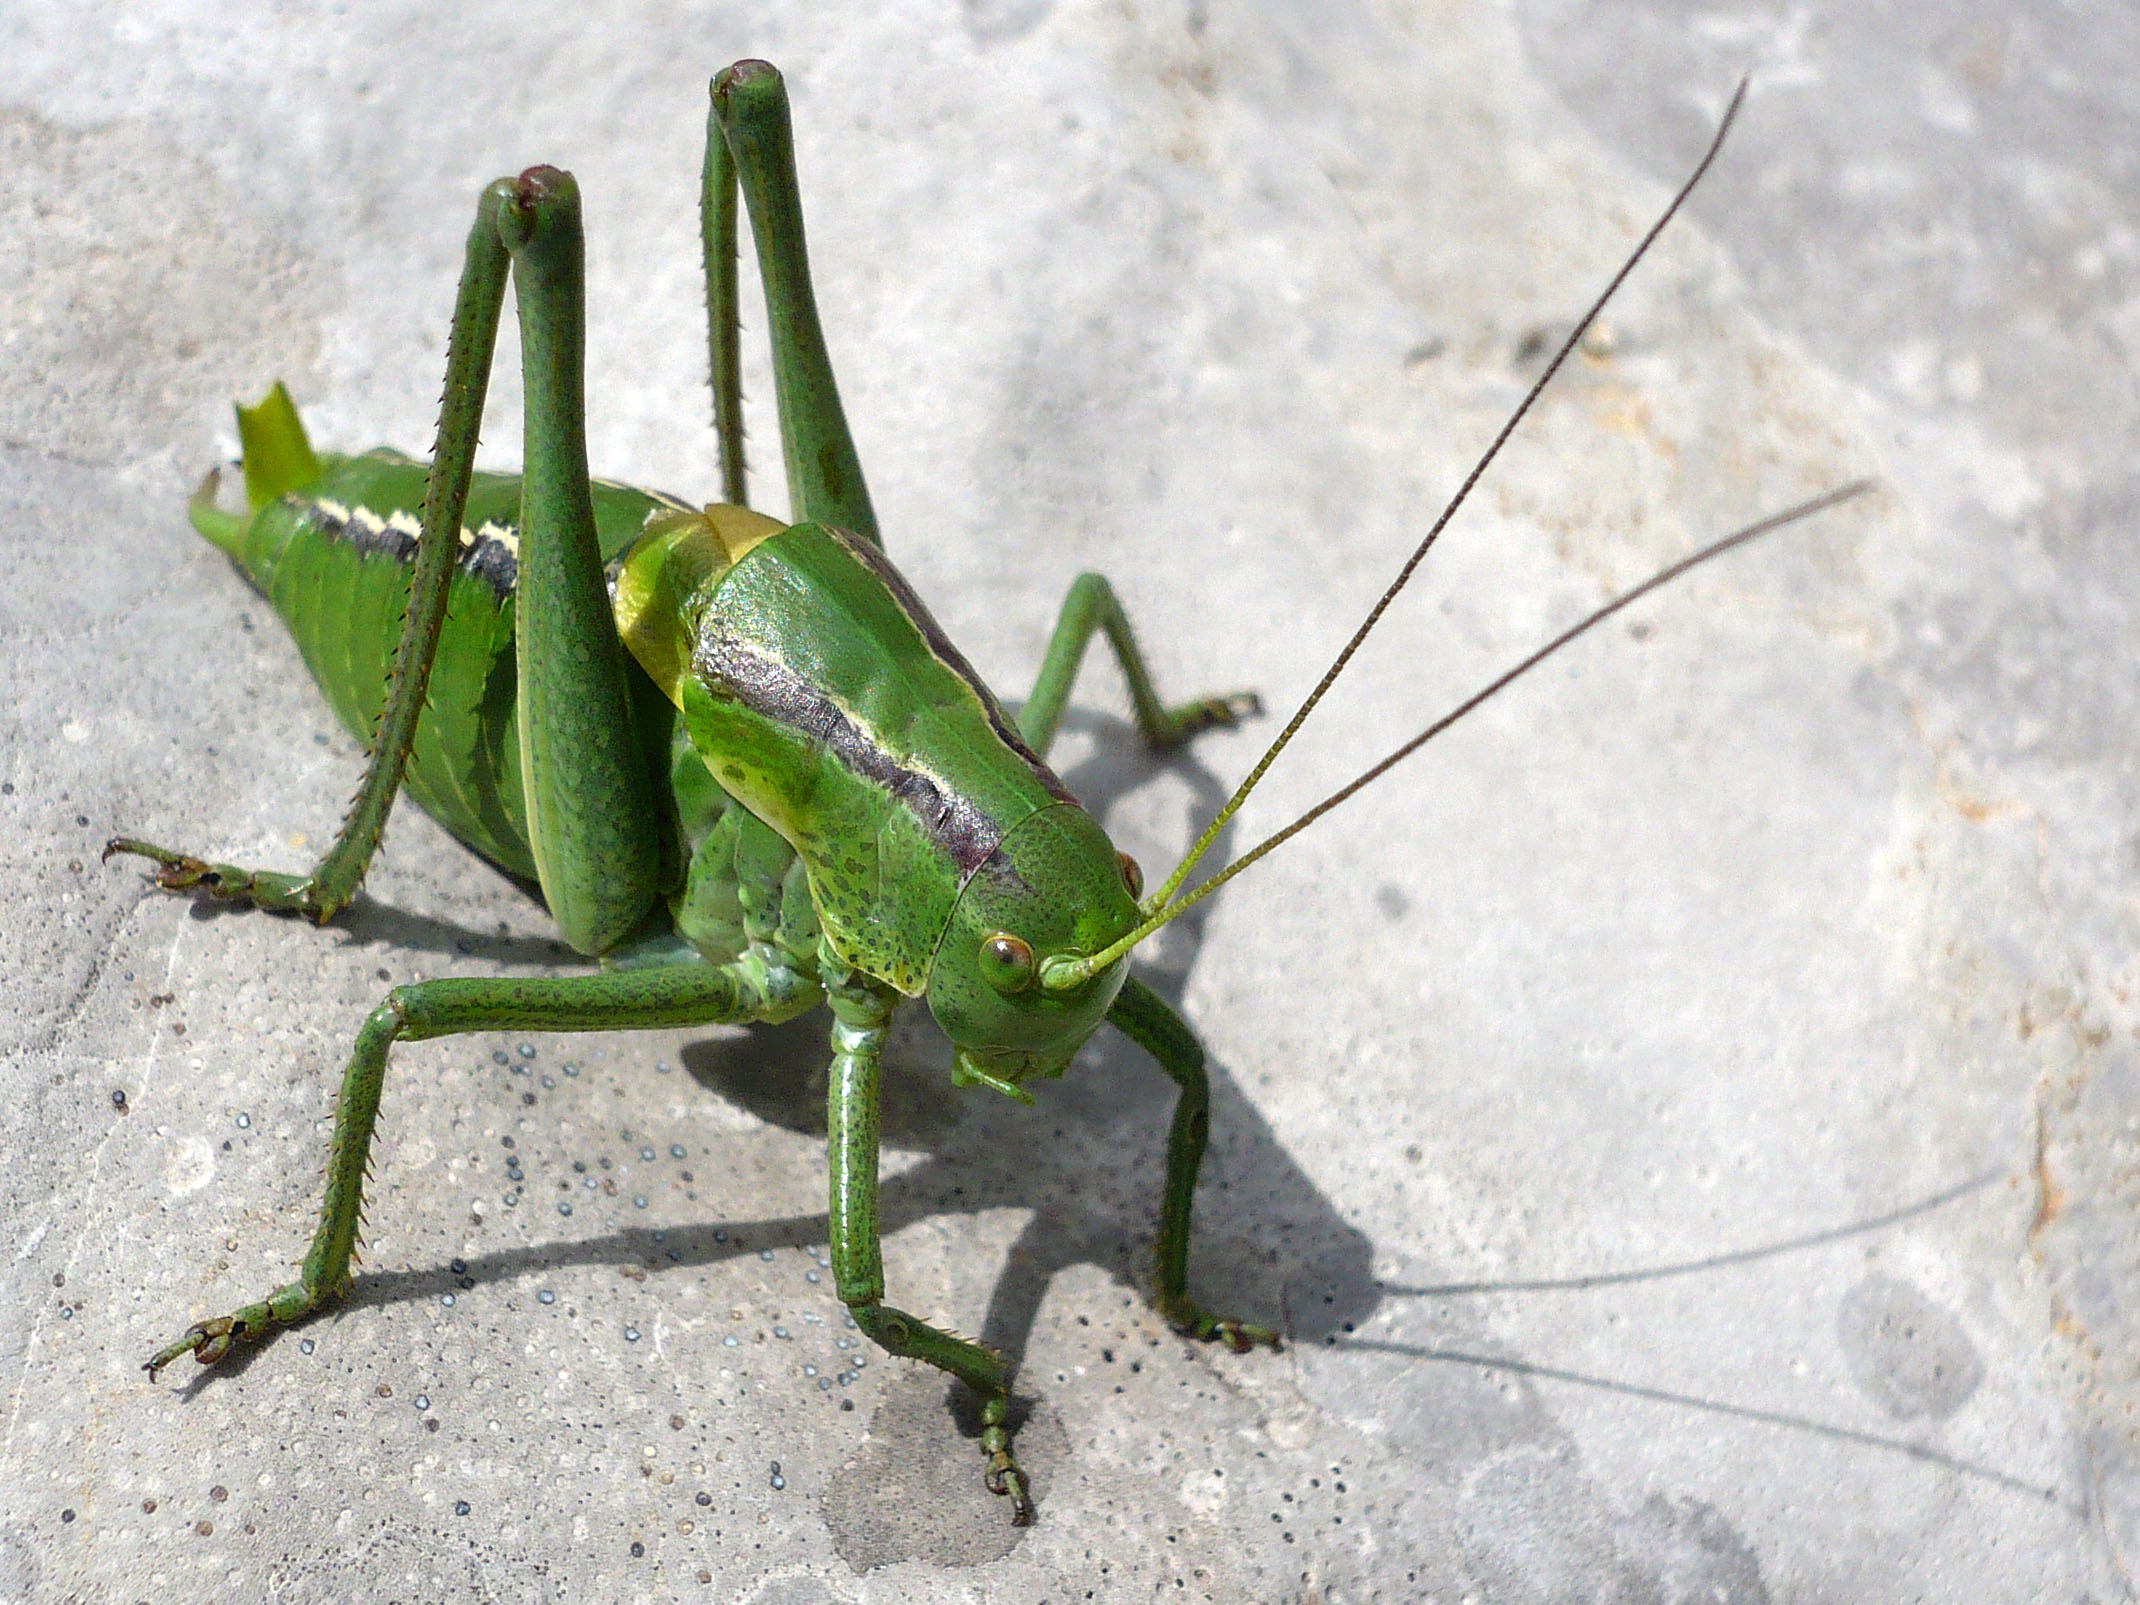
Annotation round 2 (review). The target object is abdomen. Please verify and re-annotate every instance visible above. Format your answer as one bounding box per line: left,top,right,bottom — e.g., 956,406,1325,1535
226,449,691,881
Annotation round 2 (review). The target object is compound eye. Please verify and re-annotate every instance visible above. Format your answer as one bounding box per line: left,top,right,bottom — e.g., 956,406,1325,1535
978,932,1036,995
1117,852,1144,900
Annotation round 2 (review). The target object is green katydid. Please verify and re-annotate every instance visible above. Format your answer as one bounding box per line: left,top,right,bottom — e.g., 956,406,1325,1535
107,61,1867,1524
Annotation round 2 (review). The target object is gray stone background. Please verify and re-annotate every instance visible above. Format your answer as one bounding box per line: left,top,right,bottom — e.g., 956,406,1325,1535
0,0,2132,1599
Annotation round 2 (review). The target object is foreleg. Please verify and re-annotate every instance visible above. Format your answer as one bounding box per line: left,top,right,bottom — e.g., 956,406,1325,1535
821,963,1035,1523
1107,976,1280,1352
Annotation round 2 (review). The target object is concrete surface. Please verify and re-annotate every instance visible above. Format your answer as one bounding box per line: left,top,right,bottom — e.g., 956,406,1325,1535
0,1,2132,1600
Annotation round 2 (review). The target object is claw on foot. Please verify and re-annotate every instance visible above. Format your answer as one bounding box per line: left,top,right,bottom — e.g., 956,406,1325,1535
1208,1316,1281,1354
986,1451,1036,1525
1169,690,1262,744
979,1396,1034,1525
1162,1296,1282,1354
145,1314,247,1381
145,1280,326,1382
104,837,324,918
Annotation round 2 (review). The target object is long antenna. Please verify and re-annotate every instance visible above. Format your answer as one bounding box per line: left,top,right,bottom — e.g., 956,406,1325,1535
1043,479,1875,988
1139,78,1751,923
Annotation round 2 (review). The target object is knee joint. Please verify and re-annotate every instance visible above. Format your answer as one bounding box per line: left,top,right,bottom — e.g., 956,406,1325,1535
848,1303,912,1352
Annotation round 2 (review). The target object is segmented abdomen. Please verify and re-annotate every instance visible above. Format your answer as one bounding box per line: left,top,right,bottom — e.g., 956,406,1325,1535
227,449,691,880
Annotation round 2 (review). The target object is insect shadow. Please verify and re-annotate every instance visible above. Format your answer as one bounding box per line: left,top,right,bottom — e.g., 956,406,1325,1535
186,709,1383,1397
172,719,2054,1525
674,706,1384,1367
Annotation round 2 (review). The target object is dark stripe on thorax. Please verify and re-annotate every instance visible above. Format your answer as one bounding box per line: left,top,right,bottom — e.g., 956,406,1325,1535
820,525,1078,807
693,634,1005,877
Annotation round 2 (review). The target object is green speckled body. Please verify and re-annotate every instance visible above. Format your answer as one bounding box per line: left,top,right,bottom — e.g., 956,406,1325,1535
221,453,1116,1008
644,519,1079,993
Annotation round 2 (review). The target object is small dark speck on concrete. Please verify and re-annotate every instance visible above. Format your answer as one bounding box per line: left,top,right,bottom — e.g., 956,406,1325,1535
111,1089,126,1109
60,1509,73,1523
695,1491,711,1506
209,1485,227,1503
455,1500,470,1515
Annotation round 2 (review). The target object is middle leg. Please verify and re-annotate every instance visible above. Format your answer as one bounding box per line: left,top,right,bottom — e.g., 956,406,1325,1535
1018,573,1261,759
146,956,814,1380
